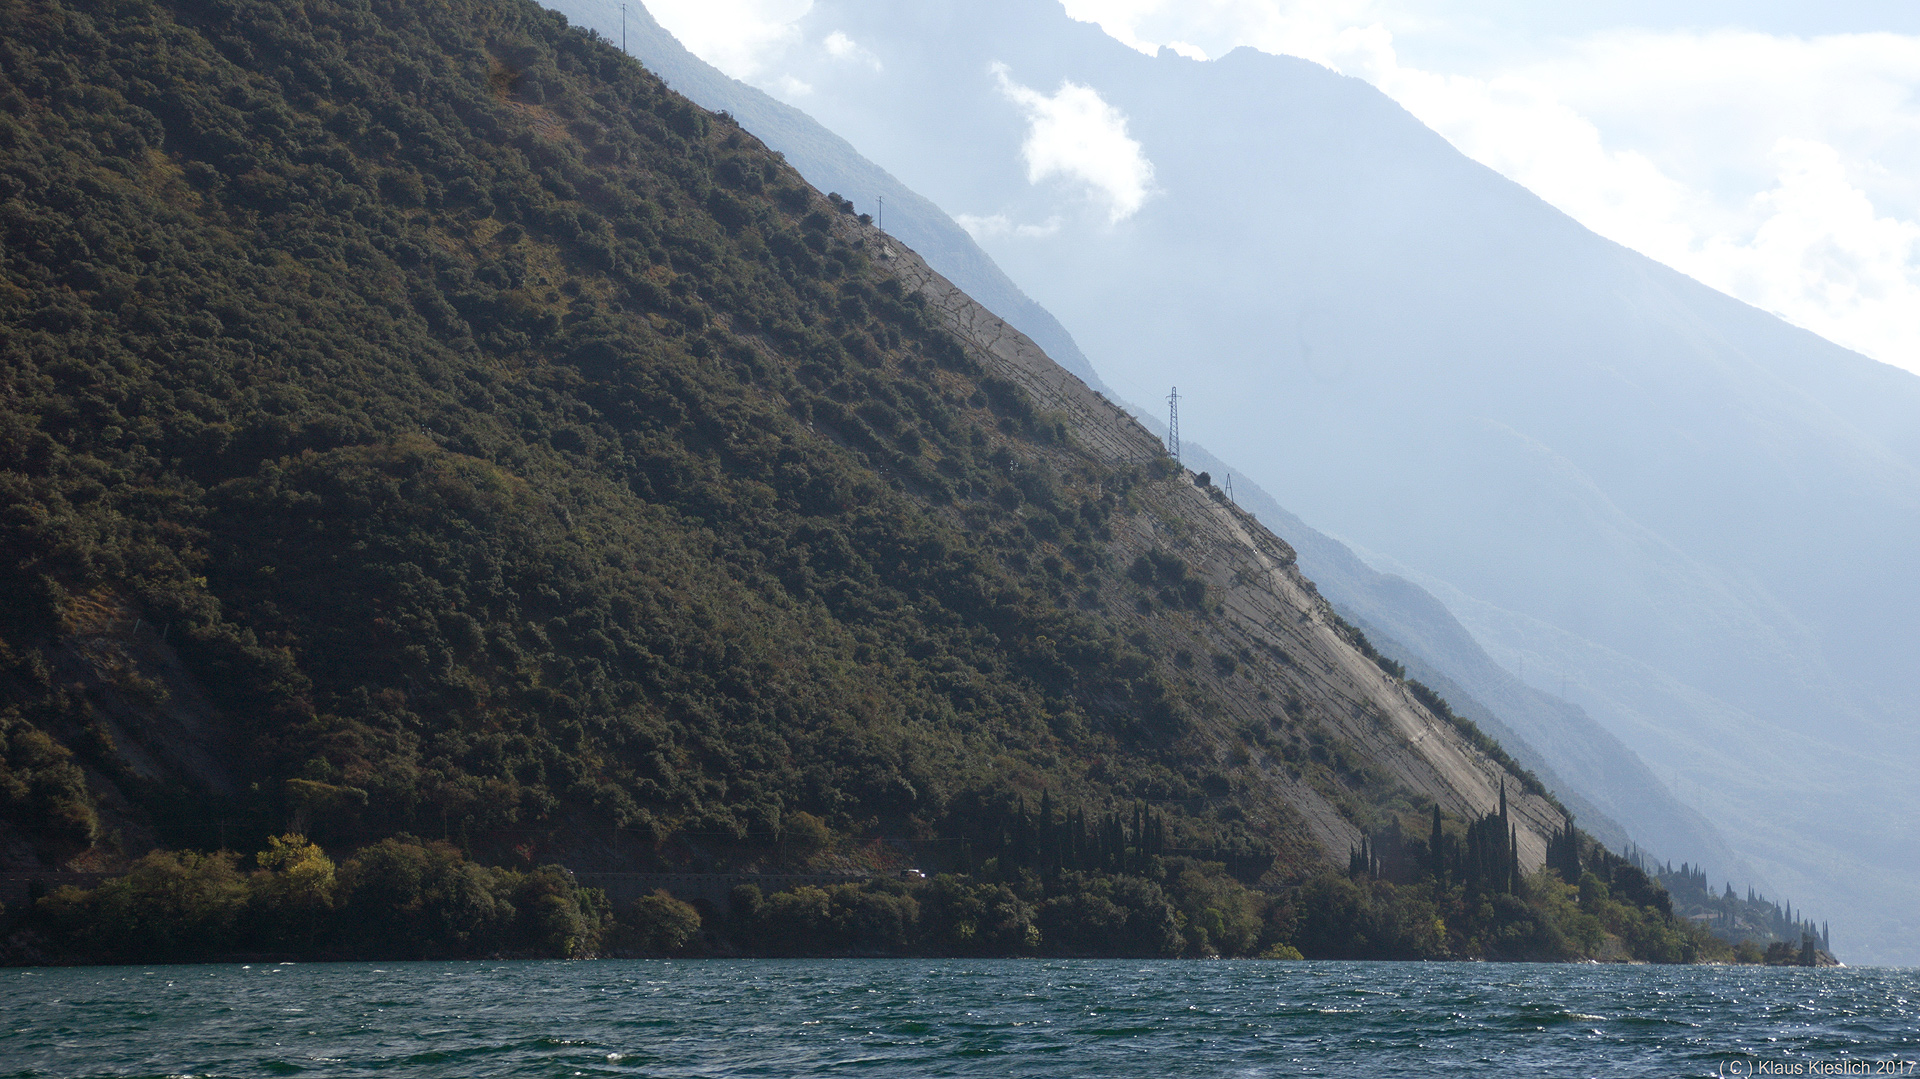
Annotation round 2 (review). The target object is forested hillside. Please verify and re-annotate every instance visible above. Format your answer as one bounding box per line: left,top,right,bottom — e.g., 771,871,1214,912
0,0,1717,962
0,0,1286,867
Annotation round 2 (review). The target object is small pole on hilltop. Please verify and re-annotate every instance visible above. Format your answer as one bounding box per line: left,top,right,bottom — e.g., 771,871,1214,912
876,195,884,232
621,3,628,54
1166,386,1181,464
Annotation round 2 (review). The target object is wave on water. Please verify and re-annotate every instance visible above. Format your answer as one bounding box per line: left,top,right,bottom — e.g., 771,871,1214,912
1,960,1914,1078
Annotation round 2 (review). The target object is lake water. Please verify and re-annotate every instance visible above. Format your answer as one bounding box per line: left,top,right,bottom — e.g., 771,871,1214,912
2,959,1915,1077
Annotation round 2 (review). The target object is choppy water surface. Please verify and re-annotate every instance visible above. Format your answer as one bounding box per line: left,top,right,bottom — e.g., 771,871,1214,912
2,959,1915,1077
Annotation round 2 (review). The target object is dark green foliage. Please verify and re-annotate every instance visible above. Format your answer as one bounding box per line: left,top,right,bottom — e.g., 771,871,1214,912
1290,871,1442,959
779,811,832,863
730,877,924,954
0,709,98,857
719,859,1265,958
945,790,1271,883
40,849,250,962
1035,873,1185,957
1545,815,1582,883
35,834,606,961
622,889,702,954
335,837,514,957
18,829,1712,963
1762,940,1799,965
1126,549,1208,611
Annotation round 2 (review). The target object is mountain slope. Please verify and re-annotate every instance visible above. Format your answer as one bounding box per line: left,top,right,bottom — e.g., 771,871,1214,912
0,0,1581,923
705,0,1917,963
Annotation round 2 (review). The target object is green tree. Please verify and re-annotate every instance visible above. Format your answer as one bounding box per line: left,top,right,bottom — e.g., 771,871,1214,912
626,890,703,954
41,850,249,961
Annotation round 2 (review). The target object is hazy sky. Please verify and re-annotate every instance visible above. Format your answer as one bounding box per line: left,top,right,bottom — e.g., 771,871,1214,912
643,0,1920,377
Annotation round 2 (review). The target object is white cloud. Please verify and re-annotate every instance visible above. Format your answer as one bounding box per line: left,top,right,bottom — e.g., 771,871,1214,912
643,0,812,81
1061,1,1920,374
955,213,1065,240
1705,139,1920,366
991,63,1157,223
823,30,882,71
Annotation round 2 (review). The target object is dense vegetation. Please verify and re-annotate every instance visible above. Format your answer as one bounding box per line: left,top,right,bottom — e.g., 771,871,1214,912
15,821,1738,964
29,835,608,962
0,0,1719,963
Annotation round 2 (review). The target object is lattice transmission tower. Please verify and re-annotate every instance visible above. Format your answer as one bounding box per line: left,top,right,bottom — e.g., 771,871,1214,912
1166,386,1181,464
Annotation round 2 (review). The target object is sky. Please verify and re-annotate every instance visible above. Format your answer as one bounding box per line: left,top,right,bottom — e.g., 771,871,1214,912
642,0,1920,378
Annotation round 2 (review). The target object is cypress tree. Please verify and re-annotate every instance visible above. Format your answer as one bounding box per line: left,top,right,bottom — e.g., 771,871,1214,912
1544,814,1580,883
1430,804,1445,883
1509,823,1520,894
